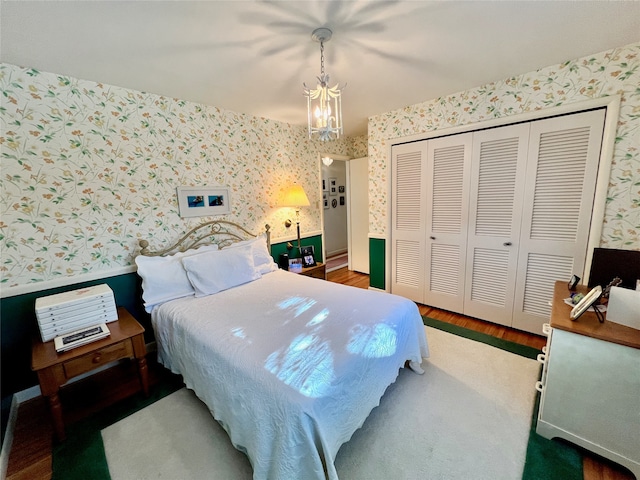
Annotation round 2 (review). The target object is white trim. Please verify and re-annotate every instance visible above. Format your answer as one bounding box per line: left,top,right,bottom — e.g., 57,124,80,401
271,229,324,246
318,153,351,264
367,232,387,240
0,229,329,299
367,286,386,293
388,95,621,146
582,97,620,285
326,264,348,274
14,385,41,403
0,265,137,299
0,386,44,479
385,95,621,296
0,396,18,480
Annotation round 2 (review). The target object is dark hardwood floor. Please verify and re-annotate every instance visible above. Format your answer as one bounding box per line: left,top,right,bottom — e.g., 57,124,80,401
5,267,633,480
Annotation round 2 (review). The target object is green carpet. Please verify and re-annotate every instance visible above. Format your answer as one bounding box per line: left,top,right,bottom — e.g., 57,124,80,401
423,316,583,480
53,319,583,479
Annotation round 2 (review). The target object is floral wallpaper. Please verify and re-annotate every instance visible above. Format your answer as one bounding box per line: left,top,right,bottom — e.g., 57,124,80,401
0,64,365,290
368,42,640,250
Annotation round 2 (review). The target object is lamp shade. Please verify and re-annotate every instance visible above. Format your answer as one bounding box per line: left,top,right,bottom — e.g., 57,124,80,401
281,184,310,208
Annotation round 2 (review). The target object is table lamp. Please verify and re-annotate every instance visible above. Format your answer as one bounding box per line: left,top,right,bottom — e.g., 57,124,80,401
281,183,310,250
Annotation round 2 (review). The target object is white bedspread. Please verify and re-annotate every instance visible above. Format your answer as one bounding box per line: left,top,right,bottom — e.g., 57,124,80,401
152,269,429,480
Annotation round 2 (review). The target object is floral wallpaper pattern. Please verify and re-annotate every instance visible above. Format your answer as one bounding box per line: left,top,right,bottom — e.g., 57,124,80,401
0,64,365,290
368,42,640,250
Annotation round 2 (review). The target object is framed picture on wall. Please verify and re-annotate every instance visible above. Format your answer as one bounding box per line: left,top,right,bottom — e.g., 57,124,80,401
329,177,337,196
323,192,329,209
340,196,345,206
177,186,230,217
322,176,328,192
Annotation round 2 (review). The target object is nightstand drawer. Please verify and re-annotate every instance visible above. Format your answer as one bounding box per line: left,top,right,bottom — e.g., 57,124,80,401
63,340,133,379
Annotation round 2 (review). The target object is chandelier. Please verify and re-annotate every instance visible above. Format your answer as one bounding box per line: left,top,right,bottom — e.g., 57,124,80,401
304,28,344,142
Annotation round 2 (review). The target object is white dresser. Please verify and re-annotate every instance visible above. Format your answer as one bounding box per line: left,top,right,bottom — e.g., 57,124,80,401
536,281,640,479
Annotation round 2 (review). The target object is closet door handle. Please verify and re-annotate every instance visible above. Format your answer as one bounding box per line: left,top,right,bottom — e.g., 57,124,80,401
430,236,436,240
503,242,512,246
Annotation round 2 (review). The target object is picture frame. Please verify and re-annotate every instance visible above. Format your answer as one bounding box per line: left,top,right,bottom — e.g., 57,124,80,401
323,192,329,209
340,196,345,206
300,245,316,267
338,186,345,193
570,285,603,321
288,257,303,272
177,186,230,218
322,177,328,192
329,177,337,196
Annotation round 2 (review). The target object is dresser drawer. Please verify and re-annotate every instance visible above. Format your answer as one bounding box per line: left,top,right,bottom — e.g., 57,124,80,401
63,340,133,379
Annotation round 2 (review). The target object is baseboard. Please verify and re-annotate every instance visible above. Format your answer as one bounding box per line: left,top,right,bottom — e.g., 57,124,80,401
0,339,158,478
368,286,387,293
326,263,348,273
14,385,42,404
0,396,19,480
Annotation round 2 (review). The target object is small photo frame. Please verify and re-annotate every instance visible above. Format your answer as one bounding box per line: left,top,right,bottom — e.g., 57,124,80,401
322,177,328,192
329,177,337,196
288,258,303,272
570,285,603,321
339,196,345,206
323,192,329,209
177,186,230,218
300,245,316,267
338,186,345,193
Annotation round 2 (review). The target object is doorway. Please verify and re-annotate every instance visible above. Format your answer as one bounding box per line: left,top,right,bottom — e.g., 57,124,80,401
319,154,369,274
321,154,349,272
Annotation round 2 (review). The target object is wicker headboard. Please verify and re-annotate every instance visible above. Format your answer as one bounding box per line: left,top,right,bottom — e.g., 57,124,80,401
138,220,271,256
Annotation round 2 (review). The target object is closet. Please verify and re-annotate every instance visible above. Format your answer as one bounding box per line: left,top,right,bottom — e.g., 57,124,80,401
391,109,606,334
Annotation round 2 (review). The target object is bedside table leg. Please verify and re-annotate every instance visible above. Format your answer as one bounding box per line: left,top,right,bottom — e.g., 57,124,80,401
137,356,149,396
47,392,66,442
131,333,149,396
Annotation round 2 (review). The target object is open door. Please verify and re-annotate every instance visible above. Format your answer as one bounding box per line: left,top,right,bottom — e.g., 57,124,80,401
348,157,369,274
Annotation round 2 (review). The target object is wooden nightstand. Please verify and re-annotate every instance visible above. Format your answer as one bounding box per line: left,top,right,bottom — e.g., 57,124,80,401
299,262,326,280
31,307,148,441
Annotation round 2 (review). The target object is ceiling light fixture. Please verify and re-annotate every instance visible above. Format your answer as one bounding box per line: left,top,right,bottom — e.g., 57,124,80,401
321,156,334,166
304,27,344,142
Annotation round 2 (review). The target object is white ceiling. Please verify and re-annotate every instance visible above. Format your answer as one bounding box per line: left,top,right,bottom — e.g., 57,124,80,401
2,1,640,138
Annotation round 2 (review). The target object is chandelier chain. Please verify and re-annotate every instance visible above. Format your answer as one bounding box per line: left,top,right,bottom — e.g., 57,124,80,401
320,40,325,77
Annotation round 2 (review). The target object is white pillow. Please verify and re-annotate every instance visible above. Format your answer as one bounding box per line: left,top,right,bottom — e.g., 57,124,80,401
182,244,262,297
226,235,278,274
135,244,219,312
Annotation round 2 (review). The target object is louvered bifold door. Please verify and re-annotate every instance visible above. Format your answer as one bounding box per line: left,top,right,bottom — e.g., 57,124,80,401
423,134,472,313
464,124,531,326
391,142,427,303
511,109,606,333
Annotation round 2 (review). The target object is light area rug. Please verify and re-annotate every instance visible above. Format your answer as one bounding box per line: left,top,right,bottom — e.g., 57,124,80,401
102,327,540,479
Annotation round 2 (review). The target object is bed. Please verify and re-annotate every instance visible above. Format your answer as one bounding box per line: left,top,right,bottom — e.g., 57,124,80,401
136,220,429,480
